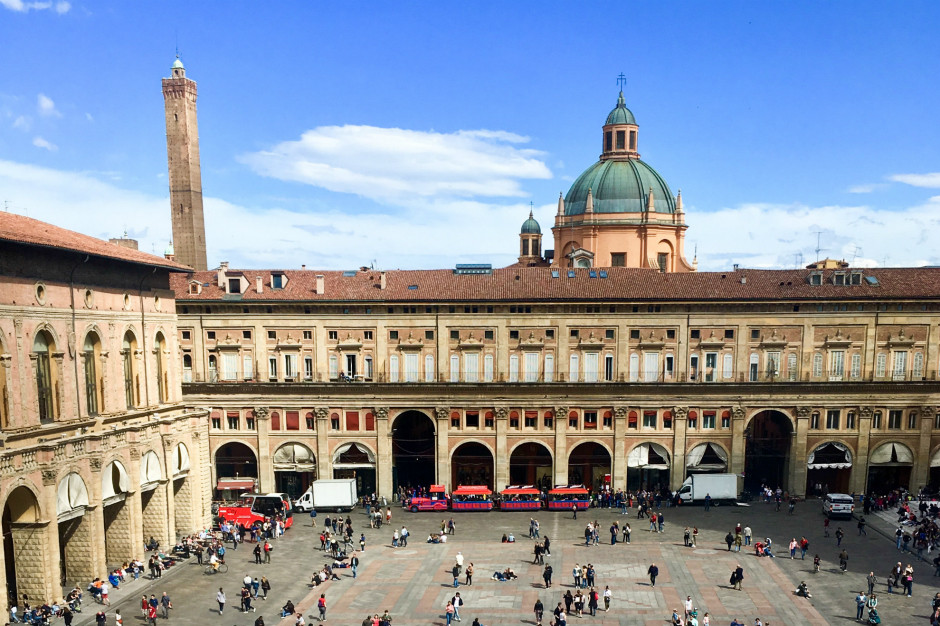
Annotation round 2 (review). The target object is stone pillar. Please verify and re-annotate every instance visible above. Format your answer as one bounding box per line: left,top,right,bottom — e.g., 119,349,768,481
140,484,170,548
9,522,52,604
161,438,178,542
40,469,62,592
730,406,746,476
59,512,97,587
87,457,108,576
315,408,331,479
852,406,873,494
435,407,450,490
789,407,810,497
912,405,935,491
190,430,212,528
375,407,392,498
553,406,568,485
172,476,194,537
256,407,275,492
612,407,627,490
494,407,509,491
126,449,144,554
103,499,134,568
670,407,689,491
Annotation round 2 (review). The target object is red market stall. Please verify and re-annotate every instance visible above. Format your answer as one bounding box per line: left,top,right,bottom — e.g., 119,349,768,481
451,485,494,511
499,485,543,511
547,485,590,510
405,484,450,512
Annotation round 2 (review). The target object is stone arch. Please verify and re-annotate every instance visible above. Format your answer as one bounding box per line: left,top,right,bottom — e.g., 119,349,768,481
867,441,915,493
568,440,612,490
31,322,61,348
685,441,730,473
743,409,794,491
743,407,795,431
391,409,436,491
389,408,436,431
451,440,495,490
140,450,164,488
213,440,259,486
3,484,48,609
806,440,854,494
508,440,554,490
627,441,671,491
331,441,376,496
273,442,316,498
56,473,95,586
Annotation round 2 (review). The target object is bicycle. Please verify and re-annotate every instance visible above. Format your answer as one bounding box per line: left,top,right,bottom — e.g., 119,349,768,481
205,562,228,575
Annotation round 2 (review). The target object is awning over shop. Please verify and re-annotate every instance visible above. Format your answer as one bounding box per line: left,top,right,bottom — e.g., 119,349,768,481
273,443,316,471
627,442,670,470
869,442,914,466
172,443,191,478
140,450,163,492
807,442,852,469
57,472,89,521
332,442,375,468
216,478,256,491
931,449,940,468
686,442,728,470
102,460,130,504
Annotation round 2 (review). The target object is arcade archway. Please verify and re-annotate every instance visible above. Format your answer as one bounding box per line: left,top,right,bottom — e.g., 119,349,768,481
509,442,553,490
392,410,436,491
214,442,258,498
806,442,852,495
102,460,133,567
333,442,376,496
686,442,728,476
627,442,671,491
568,442,611,491
930,448,940,493
867,442,913,493
744,410,792,491
57,473,93,586
451,442,494,489
3,485,45,609
273,442,316,498
171,443,194,537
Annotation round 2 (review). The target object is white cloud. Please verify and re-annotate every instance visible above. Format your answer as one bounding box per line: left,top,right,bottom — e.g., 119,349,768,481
889,172,940,188
0,0,69,12
37,93,60,117
688,198,940,270
85,112,93,122
12,115,30,130
240,125,552,207
847,183,885,194
31,136,56,151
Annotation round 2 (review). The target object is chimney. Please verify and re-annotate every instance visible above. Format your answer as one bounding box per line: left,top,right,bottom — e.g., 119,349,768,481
733,264,739,271
256,276,263,293
380,271,387,290
217,262,229,287
301,264,306,270
315,274,324,295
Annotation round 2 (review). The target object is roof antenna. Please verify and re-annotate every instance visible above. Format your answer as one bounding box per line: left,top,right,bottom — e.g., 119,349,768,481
814,231,824,262
850,245,862,265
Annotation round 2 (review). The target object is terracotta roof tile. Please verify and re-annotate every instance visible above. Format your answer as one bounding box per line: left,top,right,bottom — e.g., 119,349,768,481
0,212,191,271
171,266,940,303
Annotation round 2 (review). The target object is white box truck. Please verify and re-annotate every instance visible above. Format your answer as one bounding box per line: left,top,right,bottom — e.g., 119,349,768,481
294,479,358,513
676,473,740,505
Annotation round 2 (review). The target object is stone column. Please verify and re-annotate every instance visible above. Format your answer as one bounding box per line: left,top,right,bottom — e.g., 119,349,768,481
789,407,810,497
553,406,568,485
730,406,747,476
435,407,450,490
912,405,935,491
255,407,274,492
39,469,62,592
375,407,392,498
140,483,170,548
315,408,331,479
103,498,135,568
612,407,627,490
125,449,144,554
852,406,873,494
670,407,689,491
87,456,107,576
161,438,178,542
494,407,509,491
172,476,194,537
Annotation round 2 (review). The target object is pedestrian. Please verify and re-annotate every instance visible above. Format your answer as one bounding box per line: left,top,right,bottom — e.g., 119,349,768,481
866,572,876,596
261,577,271,599
744,525,752,546
452,593,463,621
800,536,809,560
691,527,698,547
855,591,867,621
534,598,544,626
296,613,305,626
542,564,553,588
264,540,272,563
141,595,149,619
160,592,172,619
684,527,691,547
360,533,366,551
733,565,743,590
725,531,734,551
588,588,598,616
623,523,631,544
789,538,798,559
254,543,262,564
147,604,157,626
603,585,611,611
824,517,830,537
61,606,73,626
452,563,461,588
216,588,226,615
350,552,359,579
857,517,867,536
317,593,327,622
95,611,106,626
658,512,665,533
704,493,711,511
684,596,693,620
836,527,845,546
648,563,659,587
573,563,581,588
445,600,455,625
465,562,474,586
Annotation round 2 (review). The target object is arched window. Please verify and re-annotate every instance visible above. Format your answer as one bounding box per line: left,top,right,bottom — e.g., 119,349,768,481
154,333,167,403
543,353,554,383
182,353,193,383
208,354,218,382
0,337,8,428
33,329,58,422
83,332,103,415
122,331,138,408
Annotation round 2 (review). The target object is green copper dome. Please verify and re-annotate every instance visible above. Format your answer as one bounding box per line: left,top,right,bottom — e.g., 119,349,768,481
520,211,541,234
172,57,184,70
605,91,636,125
565,159,676,215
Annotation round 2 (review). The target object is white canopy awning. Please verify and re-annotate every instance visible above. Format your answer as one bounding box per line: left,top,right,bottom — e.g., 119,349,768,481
931,449,940,468
172,443,190,478
807,441,853,469
102,460,130,504
140,451,163,492
57,473,89,521
332,442,375,468
869,442,914,465
686,442,728,470
627,443,670,470
274,443,316,470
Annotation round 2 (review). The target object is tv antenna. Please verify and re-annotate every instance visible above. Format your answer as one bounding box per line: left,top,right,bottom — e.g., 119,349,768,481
814,231,824,262
850,245,862,265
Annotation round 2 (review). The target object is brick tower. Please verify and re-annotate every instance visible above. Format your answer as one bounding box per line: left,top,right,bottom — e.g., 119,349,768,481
162,57,208,271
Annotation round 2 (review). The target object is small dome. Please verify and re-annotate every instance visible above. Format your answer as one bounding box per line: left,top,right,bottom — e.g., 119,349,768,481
565,159,675,215
521,211,541,234
172,57,184,70
605,91,636,126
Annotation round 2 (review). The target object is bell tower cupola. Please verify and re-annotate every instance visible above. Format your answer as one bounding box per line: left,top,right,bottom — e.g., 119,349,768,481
518,208,542,264
601,78,639,161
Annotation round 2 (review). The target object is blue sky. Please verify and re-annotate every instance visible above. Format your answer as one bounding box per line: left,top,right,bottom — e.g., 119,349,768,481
1,1,939,270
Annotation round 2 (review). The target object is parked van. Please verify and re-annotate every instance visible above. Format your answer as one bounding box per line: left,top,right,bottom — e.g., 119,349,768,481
822,493,855,518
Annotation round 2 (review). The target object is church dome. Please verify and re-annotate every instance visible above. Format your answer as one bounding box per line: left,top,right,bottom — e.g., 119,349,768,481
564,159,675,215
172,57,184,70
605,91,636,125
520,211,541,234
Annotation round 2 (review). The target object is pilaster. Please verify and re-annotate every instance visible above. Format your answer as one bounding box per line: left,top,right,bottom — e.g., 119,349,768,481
730,406,746,476
670,406,688,491
612,407,627,489
553,406,568,484
852,406,873,494
255,407,274,492
494,406,509,490
435,407,450,489
315,408,331,479
789,407,809,496
913,405,935,491
87,456,107,575
375,407,392,498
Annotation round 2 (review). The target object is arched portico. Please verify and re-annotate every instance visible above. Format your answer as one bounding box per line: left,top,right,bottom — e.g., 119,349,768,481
332,442,376,496
509,441,553,491
391,410,436,491
744,410,793,491
214,441,258,497
806,441,853,495
273,442,316,498
568,441,611,491
451,441,494,490
102,459,133,567
171,443,194,537
57,472,95,586
139,451,168,548
867,442,914,493
627,442,670,491
686,442,729,476
3,484,48,611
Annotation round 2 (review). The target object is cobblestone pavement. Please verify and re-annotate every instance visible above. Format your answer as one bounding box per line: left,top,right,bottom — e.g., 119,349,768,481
71,499,937,626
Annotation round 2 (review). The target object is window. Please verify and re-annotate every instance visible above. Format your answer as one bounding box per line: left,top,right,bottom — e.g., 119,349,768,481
687,411,697,429
721,410,731,428
211,415,221,429
629,130,637,150
644,352,659,382
271,273,283,288
875,353,887,378
935,412,940,430
267,330,276,340
301,330,311,340
570,329,579,338
603,411,613,428
569,353,579,382
82,333,102,416
787,352,798,381
207,331,216,340
208,355,217,382
584,411,598,429
389,330,399,340
543,353,553,383
887,410,902,429
908,412,917,430
483,330,494,340
630,329,640,340
810,412,820,429
749,353,759,381
724,329,734,339
523,352,538,382
362,330,373,340
615,130,625,149
750,329,760,340
892,351,907,380
691,329,701,339
628,411,638,429
464,352,479,383
568,411,578,428
304,356,313,380
510,411,520,429
181,330,191,341
485,411,495,428
812,353,823,378
450,330,459,340
424,354,434,382
509,330,519,341
268,356,278,381
704,352,717,382
228,278,241,293
722,353,734,379
404,353,419,382
664,354,674,379
703,411,716,429
604,354,614,381
850,353,861,380
689,354,698,381
872,411,882,429
328,354,339,380
246,415,256,430
509,354,519,382
524,411,537,428
466,411,479,428
826,410,840,429
182,353,193,383
543,412,554,428
345,411,359,431
451,412,461,429
643,411,657,429
328,330,338,340
611,253,625,267
605,329,615,340
845,411,855,429
221,352,238,381
330,413,340,430
284,353,297,381
584,352,599,382
449,355,459,382
389,355,400,382
657,253,667,272
227,412,239,430
828,350,845,380
913,352,924,380
604,131,612,152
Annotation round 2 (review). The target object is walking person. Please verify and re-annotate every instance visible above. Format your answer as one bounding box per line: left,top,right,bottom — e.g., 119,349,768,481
452,563,461,588
216,588,226,615
603,585,611,612
855,591,867,621
317,593,327,622
744,525,752,546
648,563,659,587
465,562,473,586
160,592,172,619
866,572,876,596
261,577,270,599
445,600,455,626
732,565,744,590
451,593,463,622
857,517,867,536
350,552,359,579
533,598,544,626
542,564,553,588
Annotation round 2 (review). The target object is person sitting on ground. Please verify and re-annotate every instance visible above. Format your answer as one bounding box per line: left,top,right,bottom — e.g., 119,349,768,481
795,581,812,598
501,534,508,543
671,609,682,625
507,533,515,543
281,601,295,617
428,533,441,543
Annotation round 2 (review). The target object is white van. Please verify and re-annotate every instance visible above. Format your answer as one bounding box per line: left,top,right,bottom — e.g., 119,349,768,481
822,493,855,518
294,487,314,512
